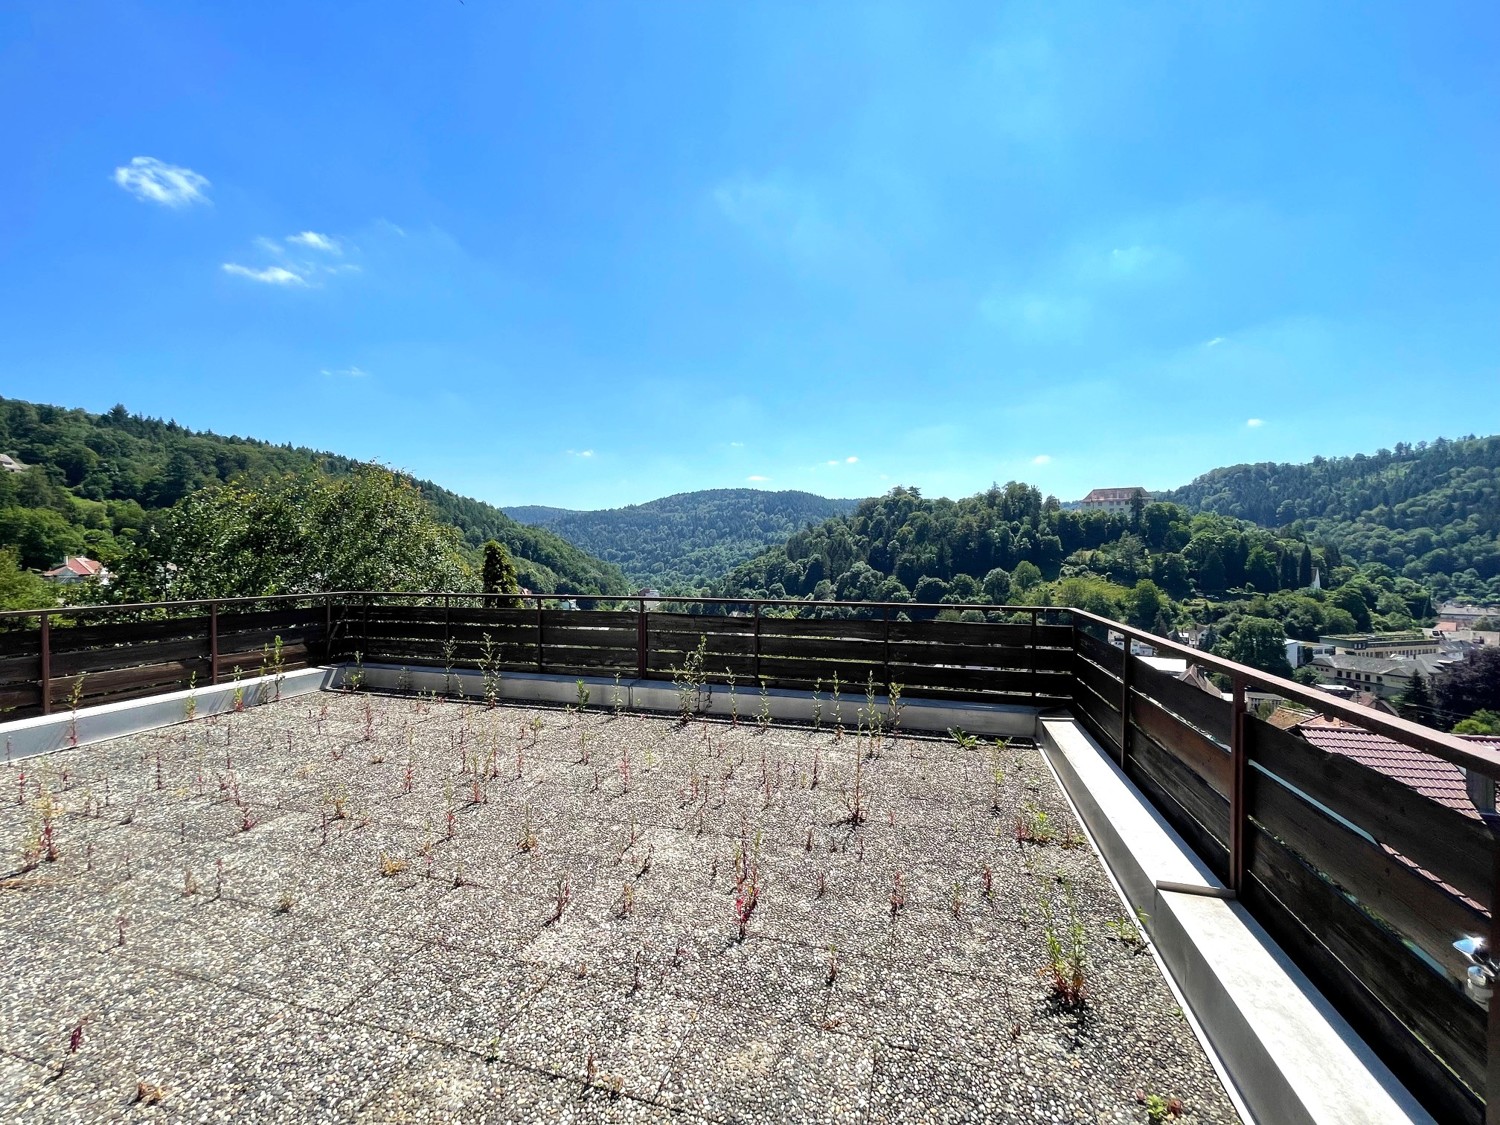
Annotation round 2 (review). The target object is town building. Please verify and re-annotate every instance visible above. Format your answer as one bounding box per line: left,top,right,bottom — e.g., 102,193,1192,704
1076,487,1148,515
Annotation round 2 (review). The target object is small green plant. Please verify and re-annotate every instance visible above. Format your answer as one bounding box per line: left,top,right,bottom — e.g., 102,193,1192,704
183,672,197,722
261,635,286,701
830,672,843,739
726,668,738,725
886,681,904,737
1107,907,1150,947
67,672,87,746
671,636,709,722
812,678,823,731
231,664,245,712
479,634,502,708
1138,1092,1184,1122
346,650,365,693
611,672,624,718
756,677,771,730
441,637,458,697
860,672,884,753
1015,800,1055,845
396,665,412,696
949,728,979,752
575,679,590,712
1040,882,1088,1008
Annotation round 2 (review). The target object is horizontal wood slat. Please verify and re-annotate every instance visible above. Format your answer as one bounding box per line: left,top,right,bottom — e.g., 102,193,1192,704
1247,716,1493,906
1130,657,1231,745
1132,694,1232,797
1244,839,1484,1125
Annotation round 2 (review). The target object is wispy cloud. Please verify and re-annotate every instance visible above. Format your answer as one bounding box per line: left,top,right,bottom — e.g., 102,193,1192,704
113,157,210,207
320,366,368,378
222,263,306,286
1206,336,1226,348
747,475,770,482
728,441,745,449
1246,418,1265,428
288,231,340,253
567,449,595,458
1031,454,1052,465
845,455,859,464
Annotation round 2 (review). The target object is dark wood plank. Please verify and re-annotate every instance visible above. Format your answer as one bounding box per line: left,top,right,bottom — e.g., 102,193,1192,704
1073,651,1121,707
49,615,212,652
888,619,1069,647
757,635,886,662
1130,658,1231,745
759,618,888,641
889,641,1072,673
1124,745,1230,882
645,613,756,635
1247,716,1494,906
1074,629,1124,675
1242,856,1483,1125
1131,694,1232,797
51,637,210,678
889,663,1064,697
1129,730,1230,851
1249,766,1489,979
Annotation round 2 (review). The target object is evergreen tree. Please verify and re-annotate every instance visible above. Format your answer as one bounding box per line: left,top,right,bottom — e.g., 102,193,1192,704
482,540,522,606
1298,544,1314,588
1396,673,1435,726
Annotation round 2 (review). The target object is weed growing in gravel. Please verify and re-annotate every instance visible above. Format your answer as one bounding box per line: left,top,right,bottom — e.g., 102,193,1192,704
518,804,538,853
889,870,907,921
886,681,904,738
1107,908,1150,947
1040,883,1088,1008
1138,1091,1185,1122
231,665,245,712
726,668,739,725
575,679,590,712
479,635,502,707
441,638,457,697
812,678,823,731
184,672,198,722
67,672,87,747
262,635,286,701
611,673,624,718
1015,800,1055,845
346,650,366,693
831,673,843,739
757,677,771,729
546,873,571,925
949,728,979,752
133,1081,166,1106
379,853,409,877
672,636,708,722
843,750,868,826
182,867,199,896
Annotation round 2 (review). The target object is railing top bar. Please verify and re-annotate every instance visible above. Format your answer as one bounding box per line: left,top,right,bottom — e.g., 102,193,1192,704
1063,606,1500,781
0,590,332,622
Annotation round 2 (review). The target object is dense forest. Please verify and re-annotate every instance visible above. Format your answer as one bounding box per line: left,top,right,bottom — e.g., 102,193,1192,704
0,397,628,598
1164,435,1500,604
713,483,1439,678
506,489,861,590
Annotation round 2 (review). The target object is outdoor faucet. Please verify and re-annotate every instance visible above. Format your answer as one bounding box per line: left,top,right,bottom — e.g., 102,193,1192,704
1453,935,1496,1009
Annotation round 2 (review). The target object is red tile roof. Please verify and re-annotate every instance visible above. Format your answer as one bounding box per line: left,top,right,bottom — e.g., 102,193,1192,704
43,556,103,579
1297,725,1478,819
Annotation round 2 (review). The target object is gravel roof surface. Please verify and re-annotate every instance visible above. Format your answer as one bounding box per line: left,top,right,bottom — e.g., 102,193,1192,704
1,690,1239,1123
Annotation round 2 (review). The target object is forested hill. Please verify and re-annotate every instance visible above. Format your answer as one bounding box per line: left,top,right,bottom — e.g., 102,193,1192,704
506,489,861,590
1163,435,1500,602
0,397,628,595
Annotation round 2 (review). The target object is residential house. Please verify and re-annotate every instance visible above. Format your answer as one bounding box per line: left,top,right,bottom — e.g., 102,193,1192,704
43,556,110,586
1077,487,1147,515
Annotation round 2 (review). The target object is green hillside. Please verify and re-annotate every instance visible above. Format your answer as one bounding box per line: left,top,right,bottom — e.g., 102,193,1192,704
1163,435,1500,605
0,396,628,598
506,488,861,590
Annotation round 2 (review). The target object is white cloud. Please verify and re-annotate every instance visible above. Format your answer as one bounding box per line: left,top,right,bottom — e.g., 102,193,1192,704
288,231,340,253
845,456,858,464
728,441,745,449
747,475,770,482
113,157,211,207
1246,418,1264,428
222,263,306,286
567,449,595,458
320,366,368,378
1031,454,1052,465
1206,336,1226,348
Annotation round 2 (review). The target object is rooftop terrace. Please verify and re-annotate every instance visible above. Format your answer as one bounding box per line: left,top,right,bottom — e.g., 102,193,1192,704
2,592,1497,1123
2,692,1239,1122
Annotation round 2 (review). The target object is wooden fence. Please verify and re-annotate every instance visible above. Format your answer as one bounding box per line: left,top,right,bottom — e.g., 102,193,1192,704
1,591,1497,1122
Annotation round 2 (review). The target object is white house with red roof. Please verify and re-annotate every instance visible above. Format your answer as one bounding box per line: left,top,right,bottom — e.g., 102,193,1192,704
43,556,110,585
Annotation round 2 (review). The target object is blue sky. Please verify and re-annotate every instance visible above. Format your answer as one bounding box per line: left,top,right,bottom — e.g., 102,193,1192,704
2,2,1496,510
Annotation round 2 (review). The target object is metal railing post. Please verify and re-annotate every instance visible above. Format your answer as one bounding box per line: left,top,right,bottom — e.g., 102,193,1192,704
209,602,219,684
1030,609,1039,702
753,602,762,685
39,611,51,715
535,596,544,672
1229,675,1248,894
636,597,648,680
